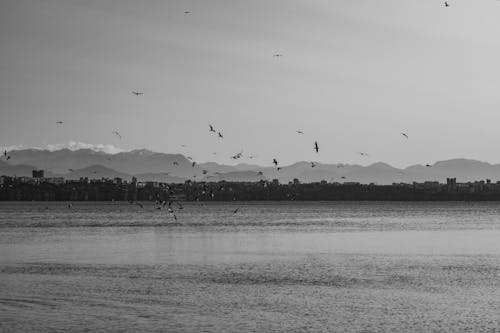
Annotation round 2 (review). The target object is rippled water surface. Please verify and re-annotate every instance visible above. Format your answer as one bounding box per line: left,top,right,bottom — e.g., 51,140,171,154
2,201,500,332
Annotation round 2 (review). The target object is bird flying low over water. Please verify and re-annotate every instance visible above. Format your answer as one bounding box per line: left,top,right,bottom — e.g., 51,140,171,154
209,124,216,133
132,91,144,96
401,133,409,139
218,132,223,138
233,208,239,214
277,167,282,171
272,158,278,167
112,131,122,139
314,141,319,153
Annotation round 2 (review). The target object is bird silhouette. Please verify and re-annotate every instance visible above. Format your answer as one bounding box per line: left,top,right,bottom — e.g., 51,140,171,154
209,124,216,132
272,158,278,167
257,171,263,175
6,156,11,160
296,130,304,134
314,141,319,153
202,170,208,174
273,54,283,58
184,11,191,14
358,152,369,157
233,208,239,214
3,150,6,157
132,91,144,96
247,155,257,159
56,121,63,125
112,131,122,139
192,162,196,167
231,151,243,160
426,164,432,167
218,132,223,138
311,162,316,168
173,161,179,166
277,167,282,171
401,133,408,139
444,1,449,6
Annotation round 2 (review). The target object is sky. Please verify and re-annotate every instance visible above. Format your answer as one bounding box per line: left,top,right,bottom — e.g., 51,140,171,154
1,0,500,168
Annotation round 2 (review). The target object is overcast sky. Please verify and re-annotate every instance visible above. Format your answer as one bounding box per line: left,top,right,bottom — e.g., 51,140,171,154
1,0,499,167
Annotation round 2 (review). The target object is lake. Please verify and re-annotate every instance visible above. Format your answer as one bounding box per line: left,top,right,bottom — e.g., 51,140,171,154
2,201,500,332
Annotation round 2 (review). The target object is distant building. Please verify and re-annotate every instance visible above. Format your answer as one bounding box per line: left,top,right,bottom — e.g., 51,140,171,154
32,169,44,178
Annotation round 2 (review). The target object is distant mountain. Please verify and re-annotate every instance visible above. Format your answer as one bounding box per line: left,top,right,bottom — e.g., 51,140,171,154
65,165,130,180
3,148,500,184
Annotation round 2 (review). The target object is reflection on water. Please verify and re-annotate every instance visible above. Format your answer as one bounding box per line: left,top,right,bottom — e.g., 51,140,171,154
2,202,500,332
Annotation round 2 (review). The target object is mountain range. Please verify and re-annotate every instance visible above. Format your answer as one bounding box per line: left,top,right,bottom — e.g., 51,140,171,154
2,148,500,184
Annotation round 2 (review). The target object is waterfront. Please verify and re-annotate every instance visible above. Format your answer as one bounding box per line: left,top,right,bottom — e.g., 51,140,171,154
2,202,500,332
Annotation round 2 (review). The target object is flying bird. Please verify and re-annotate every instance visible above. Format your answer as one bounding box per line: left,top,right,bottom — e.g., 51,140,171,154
6,156,11,160
311,162,316,168
358,152,369,157
187,156,193,160
218,132,223,138
3,150,6,157
273,54,283,58
209,124,216,133
426,164,432,167
233,208,239,214
231,151,243,160
56,121,63,125
277,167,282,171
112,131,122,139
444,1,449,6
401,133,408,139
257,171,263,175
184,11,191,14
314,141,319,153
192,162,196,167
272,158,278,167
132,91,144,96
202,170,208,175
247,155,257,159
296,131,304,134
173,161,179,166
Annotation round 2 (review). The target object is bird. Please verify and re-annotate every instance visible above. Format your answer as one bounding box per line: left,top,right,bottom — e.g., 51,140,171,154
173,161,179,166
3,150,7,157
311,162,316,168
202,170,208,174
257,171,263,175
132,91,144,96
187,156,193,160
231,151,243,160
180,144,187,148
444,1,449,6
272,158,278,167
341,176,346,179
426,164,432,167
192,162,196,167
296,130,304,134
247,155,257,159
233,208,239,214
209,124,216,133
6,156,11,160
218,132,223,138
183,10,191,14
314,141,319,153
112,131,122,139
358,152,369,157
56,121,63,125
273,54,283,58
401,133,408,139
68,169,74,172
277,167,282,171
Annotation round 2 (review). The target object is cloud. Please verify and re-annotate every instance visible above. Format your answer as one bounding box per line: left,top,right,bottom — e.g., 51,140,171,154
2,141,125,154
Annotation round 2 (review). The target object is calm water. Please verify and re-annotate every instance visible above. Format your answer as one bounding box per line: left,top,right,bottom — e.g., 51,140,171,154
2,201,500,332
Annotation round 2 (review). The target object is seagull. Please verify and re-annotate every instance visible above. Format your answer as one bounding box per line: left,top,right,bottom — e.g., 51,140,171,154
187,156,193,160
218,132,223,138
231,151,243,160
173,161,179,166
56,121,63,125
184,11,191,14
180,144,187,148
444,1,449,6
311,162,316,168
277,167,282,171
296,130,304,134
358,152,369,157
341,176,346,179
3,150,6,157
257,171,263,175
112,131,122,139
192,162,196,167
233,208,239,214
314,141,319,153
68,169,74,172
426,164,432,167
401,133,408,139
132,91,144,96
6,156,11,160
247,155,257,159
209,124,216,133
272,158,278,167
273,54,283,58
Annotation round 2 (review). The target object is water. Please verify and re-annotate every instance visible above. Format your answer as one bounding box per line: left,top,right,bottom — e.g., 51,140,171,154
2,201,500,332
